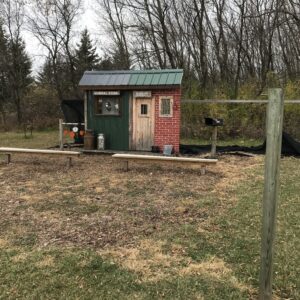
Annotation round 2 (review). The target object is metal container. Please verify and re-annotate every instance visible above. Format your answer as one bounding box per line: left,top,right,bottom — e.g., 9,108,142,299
84,129,95,150
97,133,105,150
163,145,173,156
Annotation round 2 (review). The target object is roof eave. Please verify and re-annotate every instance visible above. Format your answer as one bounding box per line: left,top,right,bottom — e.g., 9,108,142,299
79,85,181,91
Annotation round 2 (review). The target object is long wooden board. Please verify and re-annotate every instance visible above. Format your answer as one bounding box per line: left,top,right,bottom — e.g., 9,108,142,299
0,147,80,156
112,153,217,163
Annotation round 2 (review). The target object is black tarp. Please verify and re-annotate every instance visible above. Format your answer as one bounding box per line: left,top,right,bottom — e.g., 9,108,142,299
61,99,84,123
180,132,300,156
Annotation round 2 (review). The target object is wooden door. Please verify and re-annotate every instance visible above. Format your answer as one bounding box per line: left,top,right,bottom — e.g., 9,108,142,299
133,98,154,151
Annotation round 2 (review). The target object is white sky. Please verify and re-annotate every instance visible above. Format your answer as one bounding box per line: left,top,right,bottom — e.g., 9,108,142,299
23,0,104,75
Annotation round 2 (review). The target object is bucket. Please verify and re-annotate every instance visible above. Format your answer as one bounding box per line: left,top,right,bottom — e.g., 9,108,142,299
84,130,95,150
163,145,173,156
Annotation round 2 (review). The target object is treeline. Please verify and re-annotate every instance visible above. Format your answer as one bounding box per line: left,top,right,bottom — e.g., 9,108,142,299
1,0,300,137
0,0,120,129
99,0,300,98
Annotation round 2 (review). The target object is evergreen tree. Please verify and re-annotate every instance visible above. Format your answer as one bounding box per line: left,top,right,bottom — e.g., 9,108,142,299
75,29,100,81
6,36,32,125
0,21,9,127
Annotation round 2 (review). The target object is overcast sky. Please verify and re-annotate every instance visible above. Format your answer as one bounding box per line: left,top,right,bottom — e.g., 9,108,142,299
23,0,102,75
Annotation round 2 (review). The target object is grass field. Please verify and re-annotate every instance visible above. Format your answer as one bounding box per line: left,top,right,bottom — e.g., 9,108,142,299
0,131,299,299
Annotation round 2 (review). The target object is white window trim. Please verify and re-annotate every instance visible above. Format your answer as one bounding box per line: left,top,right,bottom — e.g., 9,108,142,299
159,96,173,117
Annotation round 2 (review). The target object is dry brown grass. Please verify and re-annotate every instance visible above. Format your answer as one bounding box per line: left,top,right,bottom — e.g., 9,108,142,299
0,153,261,248
0,153,262,293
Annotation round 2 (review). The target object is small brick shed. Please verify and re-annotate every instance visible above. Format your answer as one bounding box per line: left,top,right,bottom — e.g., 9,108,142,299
79,69,183,153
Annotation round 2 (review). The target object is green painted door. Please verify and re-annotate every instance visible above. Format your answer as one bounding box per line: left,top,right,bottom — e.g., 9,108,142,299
87,91,130,150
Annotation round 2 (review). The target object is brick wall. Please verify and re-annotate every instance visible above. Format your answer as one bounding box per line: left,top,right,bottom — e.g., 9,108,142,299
153,88,181,153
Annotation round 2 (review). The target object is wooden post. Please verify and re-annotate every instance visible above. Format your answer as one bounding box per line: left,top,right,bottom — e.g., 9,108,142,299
211,126,218,158
84,91,88,130
67,157,72,168
59,119,64,150
124,160,129,172
200,165,206,175
259,88,284,300
6,154,11,164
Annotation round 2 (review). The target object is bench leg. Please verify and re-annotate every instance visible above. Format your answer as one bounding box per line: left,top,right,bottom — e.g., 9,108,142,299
67,157,72,168
6,154,11,164
200,165,206,175
124,160,129,172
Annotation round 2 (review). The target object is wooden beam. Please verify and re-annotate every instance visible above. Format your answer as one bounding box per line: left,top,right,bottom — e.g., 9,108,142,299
0,147,80,156
182,99,300,104
112,154,217,164
259,89,284,300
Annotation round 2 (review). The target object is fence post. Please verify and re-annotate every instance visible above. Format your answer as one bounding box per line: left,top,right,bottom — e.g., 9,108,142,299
211,126,218,158
59,119,64,150
259,88,284,300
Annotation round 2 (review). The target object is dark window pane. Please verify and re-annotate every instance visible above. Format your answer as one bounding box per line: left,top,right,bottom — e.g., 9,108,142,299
161,99,171,115
95,96,120,115
141,104,148,115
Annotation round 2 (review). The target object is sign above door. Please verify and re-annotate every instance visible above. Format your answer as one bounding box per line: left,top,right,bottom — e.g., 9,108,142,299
133,91,152,98
94,91,120,96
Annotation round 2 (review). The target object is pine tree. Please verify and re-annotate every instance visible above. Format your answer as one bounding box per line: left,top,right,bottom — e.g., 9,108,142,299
0,21,9,128
7,36,32,125
75,29,100,82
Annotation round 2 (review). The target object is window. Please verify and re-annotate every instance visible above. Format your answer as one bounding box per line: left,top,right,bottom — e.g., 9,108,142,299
95,96,120,115
141,104,148,115
159,97,173,117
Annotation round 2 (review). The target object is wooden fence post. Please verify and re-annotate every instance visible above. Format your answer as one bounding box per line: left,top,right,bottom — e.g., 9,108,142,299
211,126,218,158
59,119,64,150
259,88,284,300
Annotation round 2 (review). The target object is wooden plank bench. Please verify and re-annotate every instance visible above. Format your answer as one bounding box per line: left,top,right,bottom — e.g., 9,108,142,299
112,154,217,174
0,147,80,168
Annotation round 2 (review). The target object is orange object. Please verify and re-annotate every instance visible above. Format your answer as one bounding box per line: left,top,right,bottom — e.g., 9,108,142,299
69,131,75,139
63,130,69,136
79,130,85,136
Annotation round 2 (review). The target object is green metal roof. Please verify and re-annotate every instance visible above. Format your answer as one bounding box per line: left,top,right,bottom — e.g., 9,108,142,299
79,69,183,88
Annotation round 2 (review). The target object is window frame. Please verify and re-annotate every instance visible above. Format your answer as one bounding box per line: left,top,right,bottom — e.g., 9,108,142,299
139,103,150,117
159,96,173,117
94,95,121,116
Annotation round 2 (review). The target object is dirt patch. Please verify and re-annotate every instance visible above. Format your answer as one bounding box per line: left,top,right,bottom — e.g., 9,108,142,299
0,154,262,250
100,240,254,293
0,238,9,248
0,153,263,295
36,255,55,268
11,253,29,263
100,239,183,282
179,257,252,292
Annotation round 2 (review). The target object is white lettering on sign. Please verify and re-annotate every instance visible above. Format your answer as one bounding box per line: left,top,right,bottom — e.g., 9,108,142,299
133,91,152,98
94,91,120,96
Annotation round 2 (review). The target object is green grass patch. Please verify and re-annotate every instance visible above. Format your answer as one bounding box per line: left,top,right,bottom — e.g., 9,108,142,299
0,130,59,149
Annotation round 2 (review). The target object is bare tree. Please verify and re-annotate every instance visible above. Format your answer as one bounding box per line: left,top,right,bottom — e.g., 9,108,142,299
27,0,82,101
96,0,131,69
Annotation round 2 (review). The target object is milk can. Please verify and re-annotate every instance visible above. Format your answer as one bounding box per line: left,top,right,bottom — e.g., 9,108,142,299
84,129,95,150
97,133,105,150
